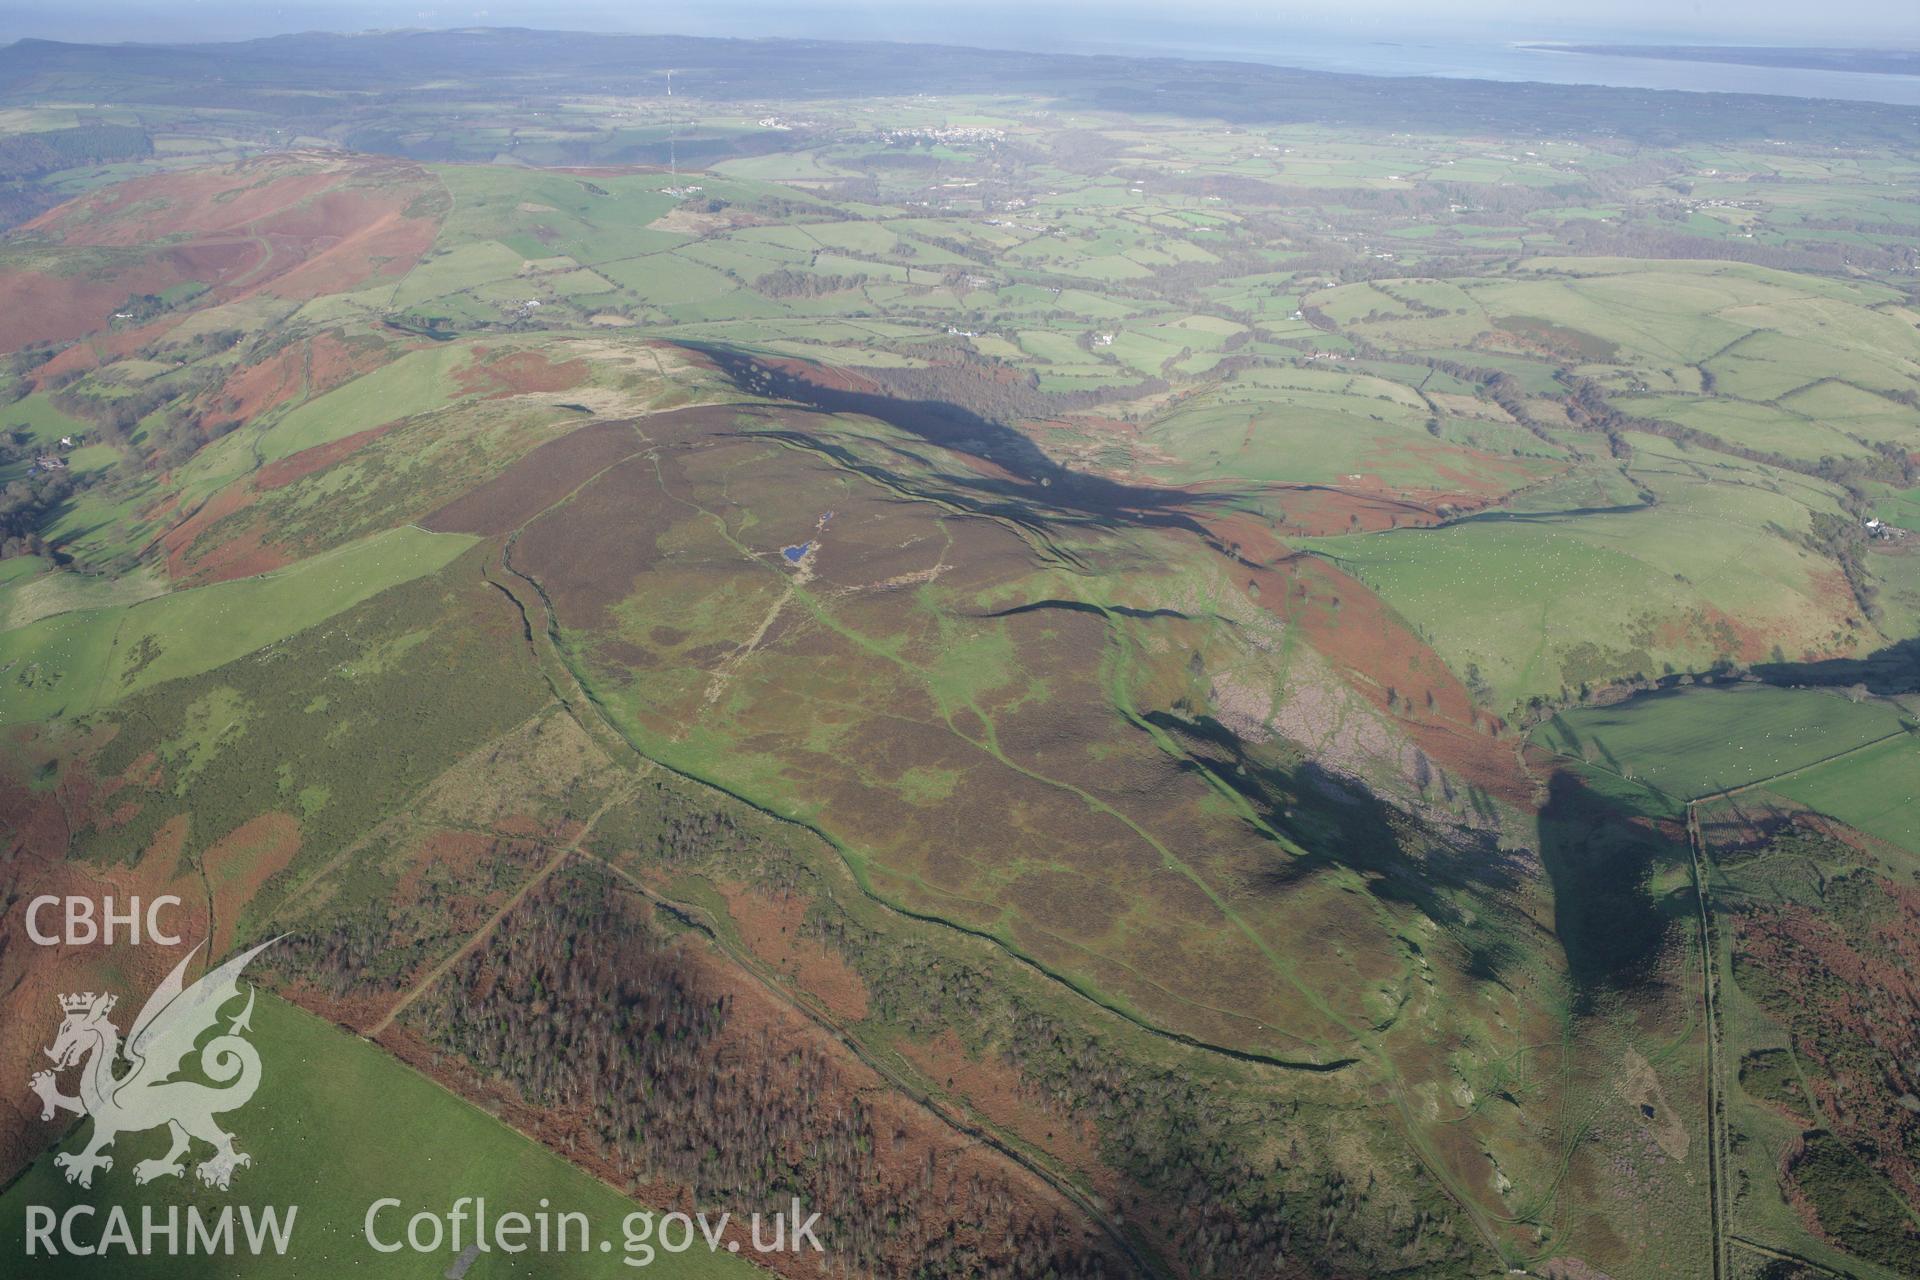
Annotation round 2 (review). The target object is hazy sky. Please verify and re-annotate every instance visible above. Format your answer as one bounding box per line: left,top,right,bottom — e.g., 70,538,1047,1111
3,0,1917,47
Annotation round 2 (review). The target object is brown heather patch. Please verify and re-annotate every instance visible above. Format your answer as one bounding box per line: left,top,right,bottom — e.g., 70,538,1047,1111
510,449,681,621
174,520,295,587
5,155,443,352
896,1029,1108,1179
715,882,871,1023
201,812,302,952
384,828,554,985
1003,870,1127,944
113,750,165,794
34,315,187,383
98,799,141,830
1423,1101,1516,1229
454,348,592,399
155,477,297,586
33,340,102,381
391,829,501,900
215,340,308,421
0,240,260,352
156,477,252,575
1538,1256,1619,1280
1355,432,1540,501
139,491,182,524
254,421,400,490
259,193,438,300
27,163,341,245
306,329,393,393
420,418,642,536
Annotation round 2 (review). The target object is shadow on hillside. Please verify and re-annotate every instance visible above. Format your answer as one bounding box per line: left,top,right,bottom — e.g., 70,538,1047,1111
1440,501,1651,526
983,598,1195,623
1752,636,1920,697
1536,771,1685,1006
1145,709,1529,985
695,344,1232,537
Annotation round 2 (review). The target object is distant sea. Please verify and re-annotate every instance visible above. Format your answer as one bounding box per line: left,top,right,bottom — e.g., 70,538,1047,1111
1039,31,1920,107
619,5,1920,107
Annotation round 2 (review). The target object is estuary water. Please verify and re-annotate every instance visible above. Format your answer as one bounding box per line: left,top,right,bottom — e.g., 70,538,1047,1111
1056,31,1920,107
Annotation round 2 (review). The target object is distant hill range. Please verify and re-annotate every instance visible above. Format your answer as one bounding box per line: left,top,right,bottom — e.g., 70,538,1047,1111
1541,44,1920,78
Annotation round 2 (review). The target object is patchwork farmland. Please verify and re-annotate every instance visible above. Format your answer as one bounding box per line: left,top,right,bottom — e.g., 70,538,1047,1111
1,26,1918,1280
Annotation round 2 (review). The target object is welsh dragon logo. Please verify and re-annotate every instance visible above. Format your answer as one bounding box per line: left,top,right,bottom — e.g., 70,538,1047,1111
28,938,278,1191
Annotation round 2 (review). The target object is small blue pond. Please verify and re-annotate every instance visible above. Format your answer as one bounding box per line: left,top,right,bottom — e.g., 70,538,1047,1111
782,543,810,563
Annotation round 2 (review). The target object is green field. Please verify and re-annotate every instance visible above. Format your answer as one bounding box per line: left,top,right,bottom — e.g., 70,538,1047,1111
1536,683,1913,798
0,527,473,723
1771,732,1920,855
2,392,91,444
1313,444,1856,712
258,345,473,462
0,561,167,629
